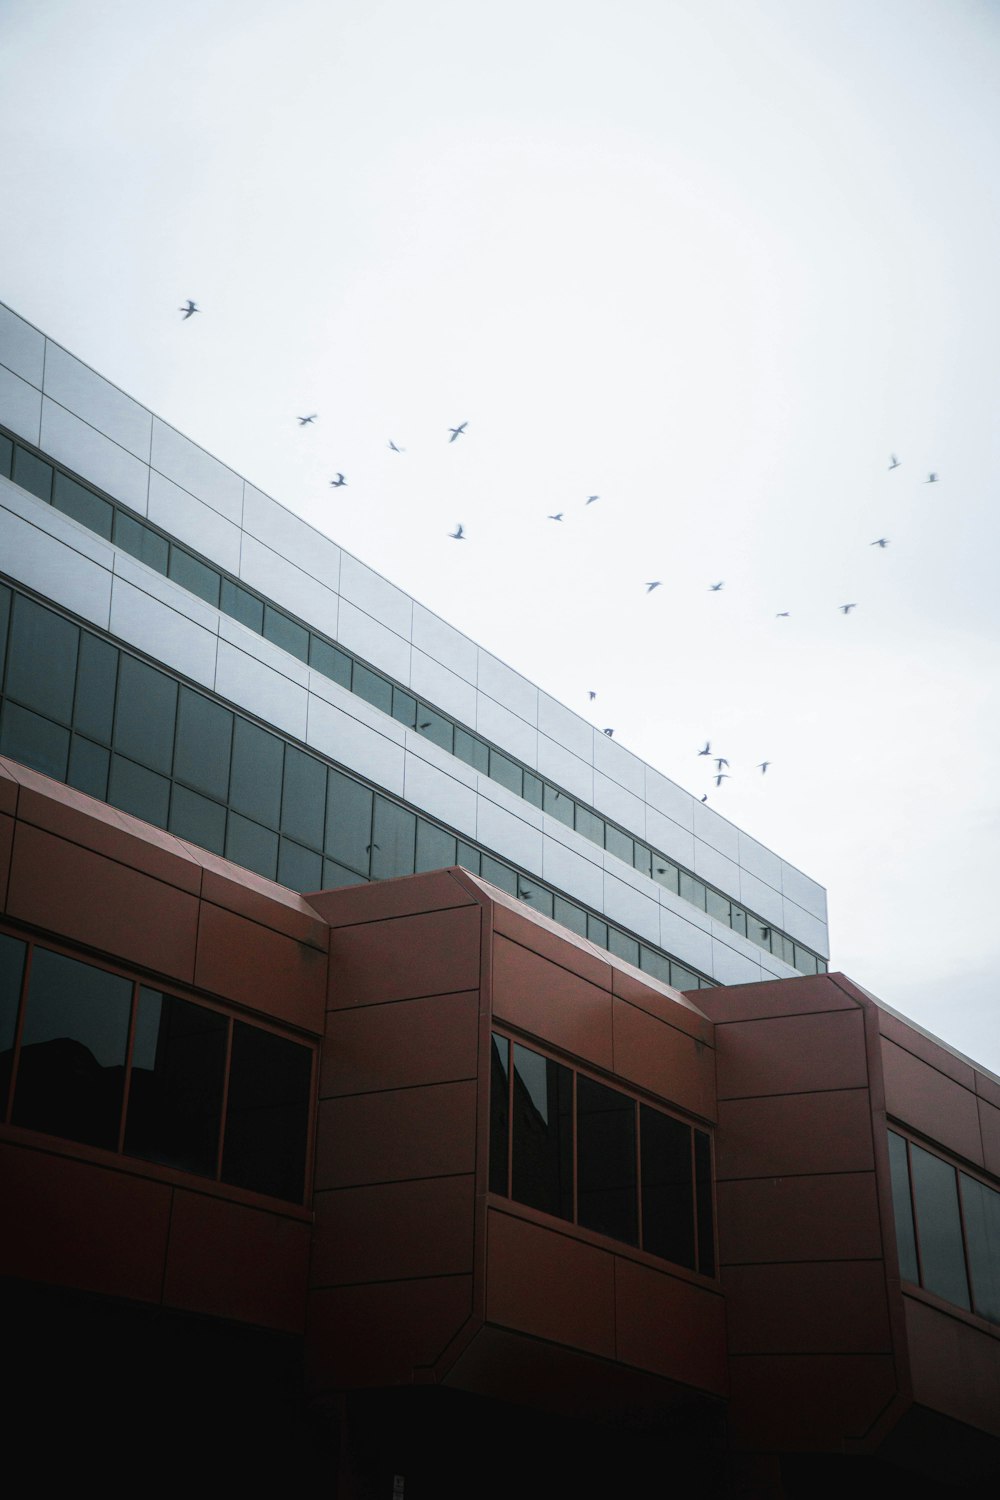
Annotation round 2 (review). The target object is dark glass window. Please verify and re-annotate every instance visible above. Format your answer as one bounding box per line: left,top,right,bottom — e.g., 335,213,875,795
13,445,52,501
226,813,279,880
0,702,70,780
262,606,309,663
961,1174,1000,1324
220,578,264,634
277,838,323,891
391,686,416,728
309,637,352,688
694,1129,715,1275
114,512,169,573
604,825,632,864
67,735,110,800
52,472,113,538
371,797,416,879
168,548,221,608
653,860,679,894
124,989,227,1176
0,431,12,477
543,783,573,827
522,771,544,808
454,727,488,773
574,805,604,844
705,889,730,925
679,873,707,910
457,842,481,875
174,687,232,802
641,1105,694,1268
577,1075,637,1245
12,947,131,1150
608,928,640,967
511,1043,573,1222
222,1021,312,1202
74,632,118,744
553,896,588,939
322,859,368,889
325,769,373,875
910,1143,971,1309
6,593,79,723
481,855,517,896
794,945,819,975
746,916,770,947
729,906,747,937
416,707,453,753
887,1131,919,1284
640,946,671,985
353,664,393,715
169,784,226,855
489,1034,510,1195
489,749,522,796
671,963,699,990
0,932,27,1107
415,818,457,873
108,755,171,828
0,583,10,684
519,882,553,919
633,844,652,879
281,745,326,848
587,914,608,948
230,717,283,828
115,655,176,775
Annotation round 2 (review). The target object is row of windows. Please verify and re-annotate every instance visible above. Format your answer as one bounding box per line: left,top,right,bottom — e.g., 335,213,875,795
489,1033,715,1276
0,930,313,1203
0,427,825,976
0,581,713,991
888,1129,1000,1325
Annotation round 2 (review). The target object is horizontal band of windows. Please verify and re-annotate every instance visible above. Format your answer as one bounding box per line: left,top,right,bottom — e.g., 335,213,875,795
0,429,825,974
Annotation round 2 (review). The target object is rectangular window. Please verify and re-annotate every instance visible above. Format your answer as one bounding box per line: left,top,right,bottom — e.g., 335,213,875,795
910,1142,971,1310
887,1130,919,1283
371,797,416,880
416,707,454,754
961,1173,1000,1324
652,859,679,895
13,445,52,501
281,744,326,849
641,1105,695,1269
222,1021,312,1202
114,512,169,573
574,805,604,845
543,783,574,828
353,663,393,715
454,727,489,773
577,1075,637,1245
309,636,352,689
230,718,283,829
220,578,264,635
391,686,417,728
115,655,176,775
124,989,227,1177
0,932,28,1107
168,547,221,608
169,784,227,855
489,749,522,796
173,686,232,802
325,768,373,875
489,1034,510,1196
7,593,79,724
604,825,632,864
511,1042,573,1222
263,605,309,663
52,472,113,538
0,701,70,781
74,632,118,745
415,818,457,873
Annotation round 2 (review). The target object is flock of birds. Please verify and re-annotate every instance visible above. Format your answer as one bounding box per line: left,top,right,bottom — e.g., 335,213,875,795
178,299,937,808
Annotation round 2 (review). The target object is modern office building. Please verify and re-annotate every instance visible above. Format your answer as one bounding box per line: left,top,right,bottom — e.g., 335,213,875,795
1,301,998,1493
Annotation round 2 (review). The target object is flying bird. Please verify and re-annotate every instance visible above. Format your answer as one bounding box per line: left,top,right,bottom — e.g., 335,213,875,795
448,422,468,442
645,581,662,593
709,581,724,592
888,454,900,470
758,762,771,774
698,742,711,757
714,773,730,787
388,440,404,452
298,414,317,426
870,537,889,548
714,758,729,771
449,524,465,540
603,727,614,737
586,495,599,505
925,472,938,483
839,603,857,614
179,300,198,319
588,691,597,701
330,474,347,488
776,611,790,617
701,795,708,803
548,512,564,521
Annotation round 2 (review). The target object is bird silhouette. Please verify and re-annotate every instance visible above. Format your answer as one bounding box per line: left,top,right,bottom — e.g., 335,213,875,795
776,611,790,617
298,414,317,426
388,440,404,452
179,300,198,319
603,728,614,737
449,524,465,540
548,512,564,522
714,773,730,787
709,582,724,592
645,581,662,593
714,758,729,771
698,742,711,756
588,691,597,701
701,794,708,803
871,538,889,548
448,423,468,442
888,454,901,470
586,495,599,505
925,472,938,483
839,603,857,614
330,474,346,488
758,762,771,774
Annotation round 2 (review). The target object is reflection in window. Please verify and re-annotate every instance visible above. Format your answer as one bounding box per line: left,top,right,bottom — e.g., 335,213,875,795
577,1075,637,1245
223,1021,312,1202
125,989,227,1176
511,1043,573,1222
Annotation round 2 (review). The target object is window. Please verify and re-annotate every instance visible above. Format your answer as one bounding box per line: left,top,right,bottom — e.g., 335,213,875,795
491,1032,715,1274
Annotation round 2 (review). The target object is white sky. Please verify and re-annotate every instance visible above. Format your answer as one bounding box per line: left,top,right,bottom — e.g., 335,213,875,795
2,0,999,1069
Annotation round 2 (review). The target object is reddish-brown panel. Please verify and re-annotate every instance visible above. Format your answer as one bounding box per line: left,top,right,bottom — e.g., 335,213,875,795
308,869,476,928
194,901,327,1031
492,934,613,1071
311,1174,475,1287
975,1069,1000,1111
611,998,715,1120
717,1173,883,1264
715,1090,875,1180
612,966,712,1042
14,770,201,894
0,811,13,910
979,1097,1000,1178
0,757,19,814
306,1276,474,1392
7,823,199,984
0,1142,171,1303
615,1257,727,1395
726,1353,898,1449
724,1262,892,1354
199,863,328,949
696,974,861,1024
715,1010,868,1100
328,906,481,1008
877,1009,978,1091
315,1080,477,1189
492,902,614,992
881,1038,983,1167
162,1189,310,1333
320,990,479,1098
485,1207,615,1359
904,1296,1000,1438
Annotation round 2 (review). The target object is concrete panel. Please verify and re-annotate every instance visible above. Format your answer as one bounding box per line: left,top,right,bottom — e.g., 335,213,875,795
644,765,695,829
476,693,538,766
781,859,828,922
306,692,406,798
217,613,309,685
109,576,218,690
612,997,715,1119
214,638,309,741
402,751,478,836
541,830,605,911
113,552,227,632
709,939,765,987
476,796,544,873
644,806,696,869
336,596,411,684
781,897,829,956
738,830,782,889
739,868,784,926
659,904,713,976
339,552,413,640
194,902,326,1029
43,344,152,459
147,469,241,574
238,532,339,640
150,416,243,522
0,364,42,444
0,500,112,630
692,799,740,861
593,733,645,797
603,871,659,943
409,647,478,726
0,305,44,384
242,482,342,590
537,690,594,761
535,733,594,805
411,602,477,684
693,839,741,898
477,650,538,725
40,398,150,513
592,771,645,840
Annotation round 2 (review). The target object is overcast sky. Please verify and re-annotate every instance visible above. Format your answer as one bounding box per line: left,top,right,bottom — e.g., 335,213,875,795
2,0,999,1069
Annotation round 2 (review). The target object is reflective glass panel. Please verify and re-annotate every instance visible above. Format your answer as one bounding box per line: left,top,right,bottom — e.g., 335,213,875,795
325,768,373,874
168,548,221,607
543,783,573,827
910,1143,971,1309
281,744,326,848
169,784,226,854
52,473,113,538
115,655,176,774
220,578,264,634
74,632,118,744
0,702,70,780
694,1129,715,1275
222,1022,312,1202
489,749,522,795
481,855,517,895
522,771,543,808
278,837,323,892
174,687,232,802
604,825,632,864
230,717,283,828
705,889,730,924
7,594,78,723
125,989,227,1176
652,860,679,895
887,1131,919,1284
457,842,481,874
0,932,27,1108
640,947,671,985
114,512,169,573
511,1043,573,1222
416,707,453,753
226,812,279,881
0,431,12,476
961,1174,1000,1324
13,445,52,501
679,873,707,911
577,1075,637,1245
67,735,109,800
391,686,417,728
415,818,457,873
641,1106,694,1268
263,605,309,663
553,896,587,939
587,914,608,948
371,797,416,879
0,583,9,683
632,844,652,878
108,755,171,828
454,727,488,772
574,806,604,845
353,664,393,715
309,637,352,688
489,1033,510,1195
608,928,639,967
322,859,368,889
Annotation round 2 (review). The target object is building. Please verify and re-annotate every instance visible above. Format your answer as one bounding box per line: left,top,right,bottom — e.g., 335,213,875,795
1,301,998,1493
